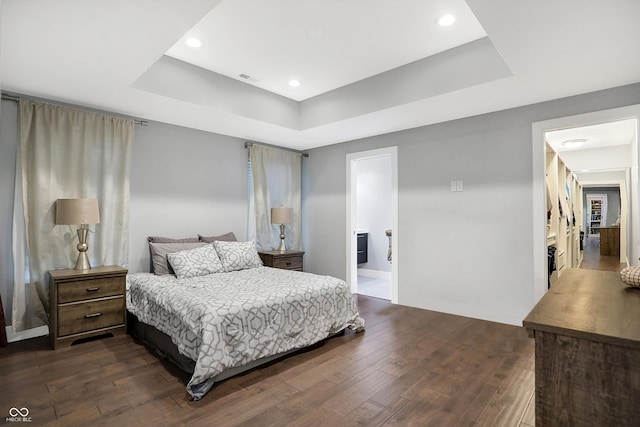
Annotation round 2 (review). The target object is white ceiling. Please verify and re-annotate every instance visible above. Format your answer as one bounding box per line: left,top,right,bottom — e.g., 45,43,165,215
2,0,640,151
165,0,487,101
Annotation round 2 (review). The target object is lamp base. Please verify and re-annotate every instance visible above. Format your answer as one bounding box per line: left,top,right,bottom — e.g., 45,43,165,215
278,223,287,253
74,252,92,270
74,228,92,270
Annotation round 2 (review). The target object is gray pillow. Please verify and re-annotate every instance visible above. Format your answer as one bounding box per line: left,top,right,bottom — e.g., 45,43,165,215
149,241,208,275
147,236,200,273
198,232,237,243
167,244,224,279
213,240,263,272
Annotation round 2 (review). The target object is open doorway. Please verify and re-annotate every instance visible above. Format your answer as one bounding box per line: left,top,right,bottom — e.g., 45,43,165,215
533,106,640,302
581,185,624,271
346,147,398,303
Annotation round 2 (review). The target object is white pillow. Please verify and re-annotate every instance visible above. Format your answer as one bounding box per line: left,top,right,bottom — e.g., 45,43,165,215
167,243,224,279
213,240,263,272
620,266,640,288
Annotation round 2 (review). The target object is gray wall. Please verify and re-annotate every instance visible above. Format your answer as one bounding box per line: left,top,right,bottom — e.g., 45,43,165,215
302,82,640,326
128,121,248,273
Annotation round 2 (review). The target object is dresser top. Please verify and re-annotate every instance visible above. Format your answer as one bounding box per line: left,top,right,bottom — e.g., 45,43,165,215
523,268,640,349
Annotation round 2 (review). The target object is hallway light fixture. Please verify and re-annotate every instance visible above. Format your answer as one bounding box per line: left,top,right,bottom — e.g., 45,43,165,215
562,138,586,148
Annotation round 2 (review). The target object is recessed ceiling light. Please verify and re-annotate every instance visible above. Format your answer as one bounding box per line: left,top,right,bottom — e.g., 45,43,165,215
186,37,202,48
289,80,301,87
562,138,586,148
437,14,456,27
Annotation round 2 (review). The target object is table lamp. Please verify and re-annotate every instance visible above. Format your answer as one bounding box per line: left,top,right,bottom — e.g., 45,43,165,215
271,207,293,253
56,198,101,270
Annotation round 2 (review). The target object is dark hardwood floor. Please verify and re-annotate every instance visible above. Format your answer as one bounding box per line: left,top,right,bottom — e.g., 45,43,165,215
579,235,626,272
1,295,536,426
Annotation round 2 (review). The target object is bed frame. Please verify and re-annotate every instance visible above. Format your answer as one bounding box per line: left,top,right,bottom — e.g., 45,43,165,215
126,311,342,388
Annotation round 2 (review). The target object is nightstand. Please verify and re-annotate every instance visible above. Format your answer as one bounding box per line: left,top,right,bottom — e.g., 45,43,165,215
258,250,305,271
49,265,127,349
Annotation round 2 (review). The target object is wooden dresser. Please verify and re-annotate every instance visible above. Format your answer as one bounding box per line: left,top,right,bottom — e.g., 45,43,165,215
49,265,128,349
523,269,640,426
258,250,304,271
600,226,620,256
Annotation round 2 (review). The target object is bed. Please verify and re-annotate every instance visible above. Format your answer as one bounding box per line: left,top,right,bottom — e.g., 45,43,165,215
126,237,364,400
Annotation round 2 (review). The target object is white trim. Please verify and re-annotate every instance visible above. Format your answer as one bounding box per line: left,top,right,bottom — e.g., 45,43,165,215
532,104,640,305
346,146,398,303
6,325,49,343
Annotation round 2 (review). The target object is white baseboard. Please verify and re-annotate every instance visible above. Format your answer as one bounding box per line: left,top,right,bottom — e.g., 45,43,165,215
5,325,49,343
357,268,392,280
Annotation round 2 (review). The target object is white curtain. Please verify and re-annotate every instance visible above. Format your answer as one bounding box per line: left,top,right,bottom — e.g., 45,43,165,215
248,144,302,251
12,100,134,332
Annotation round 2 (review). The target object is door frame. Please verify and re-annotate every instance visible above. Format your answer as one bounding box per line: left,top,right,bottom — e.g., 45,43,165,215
532,105,640,304
346,146,398,303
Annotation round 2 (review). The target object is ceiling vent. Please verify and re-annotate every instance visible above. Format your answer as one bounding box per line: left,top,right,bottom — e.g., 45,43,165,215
239,73,259,82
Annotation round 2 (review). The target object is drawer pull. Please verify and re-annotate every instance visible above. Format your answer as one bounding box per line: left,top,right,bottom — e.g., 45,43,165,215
86,287,100,292
84,312,102,319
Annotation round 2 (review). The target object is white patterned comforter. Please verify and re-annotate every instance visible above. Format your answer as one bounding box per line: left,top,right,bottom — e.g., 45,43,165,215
126,267,364,400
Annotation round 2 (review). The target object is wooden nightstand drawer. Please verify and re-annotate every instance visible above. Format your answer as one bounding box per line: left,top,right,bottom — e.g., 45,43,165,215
58,297,125,336
258,250,304,271
57,276,125,303
272,256,303,270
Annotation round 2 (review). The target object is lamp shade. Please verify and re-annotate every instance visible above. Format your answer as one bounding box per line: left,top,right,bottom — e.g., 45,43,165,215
271,207,293,224
56,198,101,225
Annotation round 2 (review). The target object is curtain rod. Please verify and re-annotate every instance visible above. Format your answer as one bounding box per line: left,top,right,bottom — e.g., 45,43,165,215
1,93,20,103
245,141,309,157
1,92,148,126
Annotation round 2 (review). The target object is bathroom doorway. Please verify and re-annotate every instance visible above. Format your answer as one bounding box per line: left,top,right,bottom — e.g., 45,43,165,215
346,147,398,302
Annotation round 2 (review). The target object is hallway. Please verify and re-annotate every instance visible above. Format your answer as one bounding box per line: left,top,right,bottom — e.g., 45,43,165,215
579,235,626,272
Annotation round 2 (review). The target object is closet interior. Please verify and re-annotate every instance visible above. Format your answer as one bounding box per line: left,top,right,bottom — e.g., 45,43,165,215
546,143,583,287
